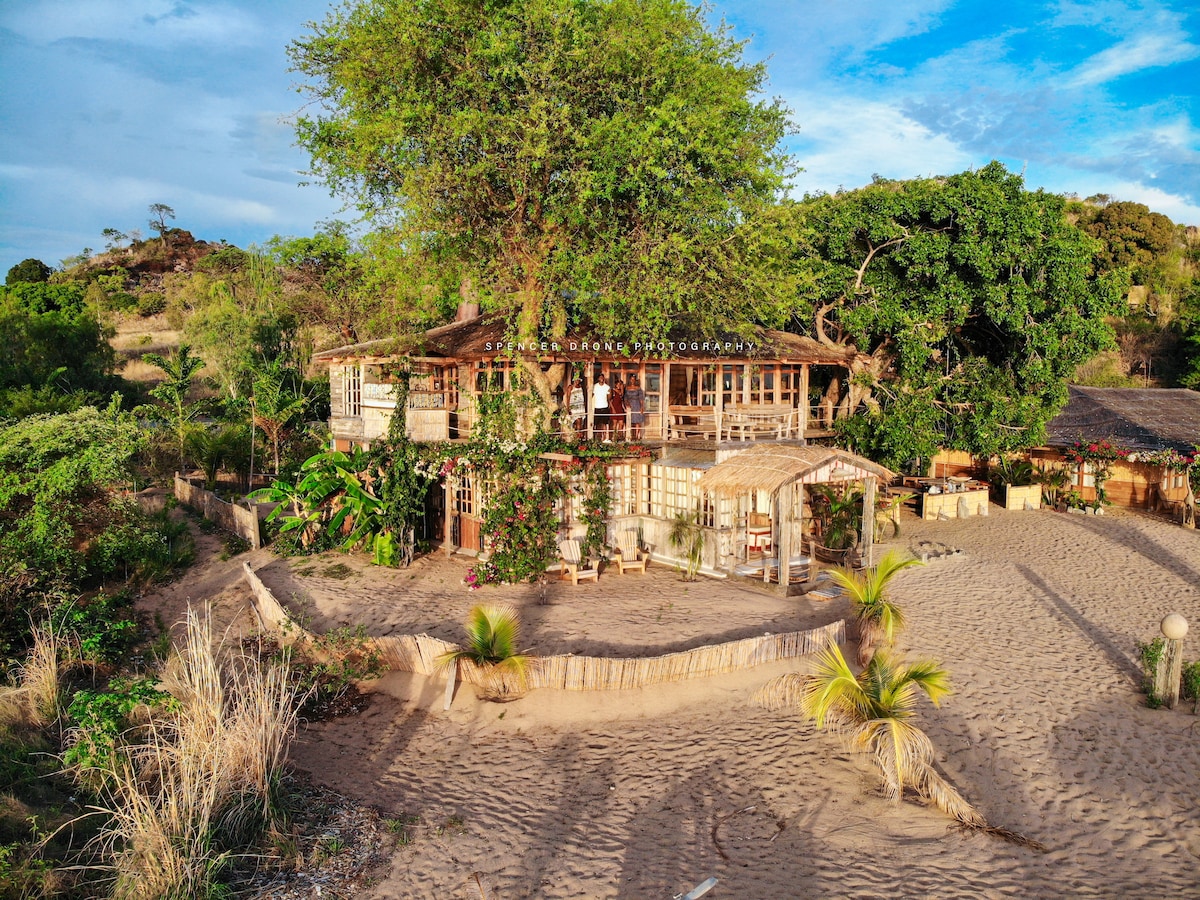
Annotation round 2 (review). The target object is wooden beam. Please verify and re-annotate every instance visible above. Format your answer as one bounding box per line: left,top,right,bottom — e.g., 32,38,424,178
861,478,876,569
799,364,810,438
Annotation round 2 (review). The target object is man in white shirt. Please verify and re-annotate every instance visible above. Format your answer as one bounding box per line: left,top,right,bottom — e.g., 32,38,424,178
592,374,611,442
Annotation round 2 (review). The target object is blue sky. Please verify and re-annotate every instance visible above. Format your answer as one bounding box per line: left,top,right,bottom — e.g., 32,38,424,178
2,0,1198,274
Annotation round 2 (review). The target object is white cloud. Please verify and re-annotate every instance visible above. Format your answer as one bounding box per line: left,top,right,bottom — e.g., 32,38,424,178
1067,29,1200,87
784,95,975,195
1078,179,1200,225
0,0,262,48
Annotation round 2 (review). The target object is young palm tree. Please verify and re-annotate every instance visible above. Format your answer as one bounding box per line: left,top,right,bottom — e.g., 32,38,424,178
829,549,921,665
759,642,984,827
250,366,308,475
437,604,533,700
667,507,705,581
144,344,205,471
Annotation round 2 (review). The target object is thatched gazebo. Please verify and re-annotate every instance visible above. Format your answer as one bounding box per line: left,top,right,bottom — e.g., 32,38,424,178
696,443,895,586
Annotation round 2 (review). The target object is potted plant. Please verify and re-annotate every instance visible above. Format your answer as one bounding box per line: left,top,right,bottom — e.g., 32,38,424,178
667,506,705,581
988,456,1040,510
809,485,862,564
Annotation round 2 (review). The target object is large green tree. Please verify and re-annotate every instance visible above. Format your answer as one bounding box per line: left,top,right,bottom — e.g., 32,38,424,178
290,0,793,415
791,163,1123,467
0,282,119,416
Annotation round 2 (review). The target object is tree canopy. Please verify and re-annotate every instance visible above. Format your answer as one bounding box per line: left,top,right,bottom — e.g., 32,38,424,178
791,162,1124,467
290,0,794,406
0,282,119,416
5,258,52,285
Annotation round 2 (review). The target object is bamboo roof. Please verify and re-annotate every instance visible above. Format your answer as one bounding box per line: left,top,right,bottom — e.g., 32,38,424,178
313,311,856,365
1045,386,1200,453
697,443,894,496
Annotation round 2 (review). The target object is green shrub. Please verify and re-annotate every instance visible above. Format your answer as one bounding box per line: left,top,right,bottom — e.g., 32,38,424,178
1136,637,1166,706
63,677,176,777
136,292,166,317
1182,660,1200,704
87,504,194,583
51,593,139,664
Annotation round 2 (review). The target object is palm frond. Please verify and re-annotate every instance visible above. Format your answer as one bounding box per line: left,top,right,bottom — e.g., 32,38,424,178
913,761,986,827
753,672,811,710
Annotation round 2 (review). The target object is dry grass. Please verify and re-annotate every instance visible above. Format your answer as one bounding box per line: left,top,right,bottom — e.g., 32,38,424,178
4,623,77,728
87,605,307,899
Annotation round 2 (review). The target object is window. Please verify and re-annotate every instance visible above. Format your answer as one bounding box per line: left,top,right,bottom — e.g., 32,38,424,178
476,360,511,392
1080,463,1095,488
343,365,362,416
643,365,662,415
650,464,722,525
454,473,474,515
607,461,648,516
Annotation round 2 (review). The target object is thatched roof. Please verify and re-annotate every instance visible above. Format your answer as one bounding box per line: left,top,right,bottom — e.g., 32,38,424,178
651,449,718,470
313,312,856,365
696,443,894,496
1045,386,1200,453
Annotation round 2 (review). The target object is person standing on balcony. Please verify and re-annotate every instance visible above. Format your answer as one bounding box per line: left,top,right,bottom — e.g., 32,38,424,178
625,375,645,440
592,374,611,442
610,377,626,441
568,379,586,439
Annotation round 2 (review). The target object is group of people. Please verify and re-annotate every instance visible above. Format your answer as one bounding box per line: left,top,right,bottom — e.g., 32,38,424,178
567,374,645,442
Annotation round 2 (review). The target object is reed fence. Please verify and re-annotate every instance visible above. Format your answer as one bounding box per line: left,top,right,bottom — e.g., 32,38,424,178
242,562,843,692
175,475,262,549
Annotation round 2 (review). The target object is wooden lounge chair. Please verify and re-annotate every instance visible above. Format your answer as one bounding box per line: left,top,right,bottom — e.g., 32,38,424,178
557,539,599,584
612,530,648,574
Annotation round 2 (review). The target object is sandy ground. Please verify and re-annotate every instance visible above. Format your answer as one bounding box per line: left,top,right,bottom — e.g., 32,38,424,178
142,506,1200,899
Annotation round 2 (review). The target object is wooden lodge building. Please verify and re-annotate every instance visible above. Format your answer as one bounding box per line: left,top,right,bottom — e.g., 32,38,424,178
314,309,856,447
312,309,890,583
1033,386,1200,511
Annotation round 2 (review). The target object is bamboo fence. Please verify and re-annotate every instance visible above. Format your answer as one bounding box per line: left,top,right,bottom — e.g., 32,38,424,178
242,562,844,692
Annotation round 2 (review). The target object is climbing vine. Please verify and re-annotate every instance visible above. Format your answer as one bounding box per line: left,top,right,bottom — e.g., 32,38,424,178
1062,439,1123,506
469,471,567,585
579,462,614,560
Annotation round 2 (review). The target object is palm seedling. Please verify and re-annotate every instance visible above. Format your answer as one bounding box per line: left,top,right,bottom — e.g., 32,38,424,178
757,643,1044,848
809,484,863,562
437,604,533,701
759,642,983,826
829,549,920,665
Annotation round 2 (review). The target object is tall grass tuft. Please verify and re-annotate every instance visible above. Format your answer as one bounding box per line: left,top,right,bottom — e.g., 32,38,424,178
86,604,306,899
17,622,76,727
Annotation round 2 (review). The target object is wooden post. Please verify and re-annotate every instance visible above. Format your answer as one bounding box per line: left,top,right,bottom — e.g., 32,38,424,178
778,485,793,591
771,490,782,585
1156,614,1188,708
660,362,670,439
861,478,876,569
443,479,455,557
715,374,724,441
799,364,810,439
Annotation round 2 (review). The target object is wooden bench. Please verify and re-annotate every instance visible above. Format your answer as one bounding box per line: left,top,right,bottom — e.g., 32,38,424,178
668,406,718,440
722,404,801,440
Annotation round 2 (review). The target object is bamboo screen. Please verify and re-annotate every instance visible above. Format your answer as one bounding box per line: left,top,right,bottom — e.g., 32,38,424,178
243,563,844,692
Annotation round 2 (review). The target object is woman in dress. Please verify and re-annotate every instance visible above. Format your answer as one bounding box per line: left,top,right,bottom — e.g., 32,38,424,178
609,377,626,441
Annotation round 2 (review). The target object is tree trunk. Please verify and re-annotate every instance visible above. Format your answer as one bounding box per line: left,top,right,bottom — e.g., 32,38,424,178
839,352,889,418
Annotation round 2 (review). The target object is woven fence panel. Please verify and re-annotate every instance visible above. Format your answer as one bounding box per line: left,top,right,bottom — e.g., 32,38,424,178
242,563,844,692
